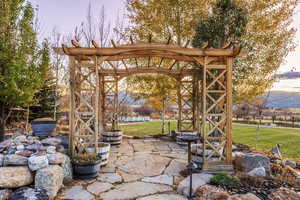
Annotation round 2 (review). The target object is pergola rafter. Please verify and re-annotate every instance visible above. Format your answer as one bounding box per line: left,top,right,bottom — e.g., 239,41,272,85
56,37,245,171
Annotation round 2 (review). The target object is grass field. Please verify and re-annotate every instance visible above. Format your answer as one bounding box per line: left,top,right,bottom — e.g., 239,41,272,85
120,120,300,161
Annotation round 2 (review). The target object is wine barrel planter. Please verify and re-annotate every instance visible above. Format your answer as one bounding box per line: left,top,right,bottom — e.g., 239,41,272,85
98,142,110,167
73,160,101,180
175,130,197,146
32,120,56,137
102,130,123,146
84,142,111,167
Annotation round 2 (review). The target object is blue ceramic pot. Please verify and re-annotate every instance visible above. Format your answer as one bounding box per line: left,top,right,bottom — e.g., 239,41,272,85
32,120,56,137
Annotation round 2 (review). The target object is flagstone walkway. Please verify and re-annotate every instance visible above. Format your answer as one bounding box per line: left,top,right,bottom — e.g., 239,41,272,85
56,138,189,200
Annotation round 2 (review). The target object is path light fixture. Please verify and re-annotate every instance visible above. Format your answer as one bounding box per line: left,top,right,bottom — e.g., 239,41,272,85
186,162,198,199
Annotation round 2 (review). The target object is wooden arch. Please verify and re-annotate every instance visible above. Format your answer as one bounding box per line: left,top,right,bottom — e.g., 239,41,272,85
56,38,245,171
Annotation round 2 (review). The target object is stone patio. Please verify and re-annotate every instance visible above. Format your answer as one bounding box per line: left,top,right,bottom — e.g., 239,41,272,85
56,138,189,200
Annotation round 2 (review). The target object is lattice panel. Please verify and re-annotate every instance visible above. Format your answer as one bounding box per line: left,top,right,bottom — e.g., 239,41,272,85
178,76,194,131
101,75,119,130
200,58,232,168
69,59,99,155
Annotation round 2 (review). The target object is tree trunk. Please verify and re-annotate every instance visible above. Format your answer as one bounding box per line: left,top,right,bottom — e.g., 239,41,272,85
161,99,166,134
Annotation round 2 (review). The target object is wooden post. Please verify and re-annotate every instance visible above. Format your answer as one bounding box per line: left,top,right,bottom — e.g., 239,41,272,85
99,74,105,131
192,73,200,133
202,57,207,164
177,76,182,131
226,57,233,164
69,56,76,156
94,56,100,153
113,76,119,130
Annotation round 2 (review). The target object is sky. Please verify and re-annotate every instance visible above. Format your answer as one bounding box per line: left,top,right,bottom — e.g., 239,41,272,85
28,0,300,73
29,0,126,38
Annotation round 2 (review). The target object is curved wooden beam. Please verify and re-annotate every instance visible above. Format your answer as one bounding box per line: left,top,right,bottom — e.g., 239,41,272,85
148,33,152,43
111,40,117,48
92,40,99,48
232,45,242,56
184,40,190,48
62,44,71,55
201,41,209,49
166,35,172,45
222,42,232,49
60,45,243,57
71,40,81,48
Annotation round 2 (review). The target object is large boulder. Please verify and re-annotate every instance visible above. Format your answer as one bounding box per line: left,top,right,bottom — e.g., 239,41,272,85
248,167,266,177
230,193,260,200
16,150,34,157
14,135,27,144
0,154,3,166
26,144,46,152
47,153,65,165
0,189,12,200
268,187,300,200
46,146,56,154
0,166,33,188
0,139,11,153
10,187,49,200
28,155,49,171
234,153,270,173
194,185,230,200
3,154,28,166
177,173,213,196
41,138,61,146
35,165,64,199
283,160,297,168
60,154,73,184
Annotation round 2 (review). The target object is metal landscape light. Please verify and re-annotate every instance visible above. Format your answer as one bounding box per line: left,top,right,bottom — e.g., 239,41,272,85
186,162,198,199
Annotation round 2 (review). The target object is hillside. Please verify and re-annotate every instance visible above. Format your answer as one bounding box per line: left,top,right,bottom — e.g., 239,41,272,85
277,71,300,79
265,91,300,108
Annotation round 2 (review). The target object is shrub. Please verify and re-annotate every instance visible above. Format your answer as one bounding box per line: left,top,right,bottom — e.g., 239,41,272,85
72,153,101,164
210,171,240,188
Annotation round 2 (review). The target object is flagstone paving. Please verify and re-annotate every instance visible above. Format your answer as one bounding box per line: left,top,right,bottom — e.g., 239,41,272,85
56,138,189,200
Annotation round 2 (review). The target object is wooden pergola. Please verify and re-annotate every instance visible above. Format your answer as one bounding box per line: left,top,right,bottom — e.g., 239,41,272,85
56,37,245,171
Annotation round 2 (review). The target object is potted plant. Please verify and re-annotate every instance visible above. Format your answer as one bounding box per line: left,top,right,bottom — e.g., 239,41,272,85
31,118,57,137
72,153,101,180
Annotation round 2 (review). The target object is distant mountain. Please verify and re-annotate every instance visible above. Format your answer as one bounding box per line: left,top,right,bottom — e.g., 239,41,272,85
265,91,300,108
119,90,300,109
118,91,145,105
277,71,300,79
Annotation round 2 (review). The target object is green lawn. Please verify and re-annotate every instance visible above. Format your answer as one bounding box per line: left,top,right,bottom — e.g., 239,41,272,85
120,121,300,161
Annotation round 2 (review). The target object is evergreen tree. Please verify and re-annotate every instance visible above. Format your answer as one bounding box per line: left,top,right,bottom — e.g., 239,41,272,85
29,42,59,121
0,0,46,141
192,0,248,48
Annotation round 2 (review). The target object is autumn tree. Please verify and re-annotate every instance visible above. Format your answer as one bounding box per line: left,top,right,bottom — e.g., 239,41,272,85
0,0,46,141
126,0,298,102
127,74,177,133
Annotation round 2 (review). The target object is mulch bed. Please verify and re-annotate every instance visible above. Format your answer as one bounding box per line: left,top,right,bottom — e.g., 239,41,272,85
210,173,298,200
